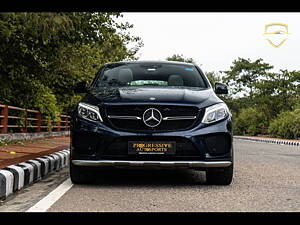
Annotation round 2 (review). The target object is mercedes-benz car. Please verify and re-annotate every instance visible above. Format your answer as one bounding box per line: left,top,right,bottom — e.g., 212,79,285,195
70,61,234,185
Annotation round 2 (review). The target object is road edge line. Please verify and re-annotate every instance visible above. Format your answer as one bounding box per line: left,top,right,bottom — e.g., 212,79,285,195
26,178,73,212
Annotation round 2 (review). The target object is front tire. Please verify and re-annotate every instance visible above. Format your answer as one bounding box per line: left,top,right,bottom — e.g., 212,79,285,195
206,164,233,185
70,163,94,184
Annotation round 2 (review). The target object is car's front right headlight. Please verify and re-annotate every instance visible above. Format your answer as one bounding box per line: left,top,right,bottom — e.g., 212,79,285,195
78,102,103,122
202,103,229,124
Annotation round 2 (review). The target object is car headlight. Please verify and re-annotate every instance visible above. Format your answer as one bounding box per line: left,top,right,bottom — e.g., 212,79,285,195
78,102,103,122
202,103,229,124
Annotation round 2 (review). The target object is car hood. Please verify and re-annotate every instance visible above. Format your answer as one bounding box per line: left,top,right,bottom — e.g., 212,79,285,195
83,87,223,108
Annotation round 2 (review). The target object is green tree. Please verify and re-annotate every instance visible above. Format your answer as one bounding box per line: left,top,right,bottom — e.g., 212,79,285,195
205,71,222,85
268,109,300,139
253,70,300,121
0,12,143,119
166,54,196,64
222,58,273,98
234,107,267,135
221,57,300,138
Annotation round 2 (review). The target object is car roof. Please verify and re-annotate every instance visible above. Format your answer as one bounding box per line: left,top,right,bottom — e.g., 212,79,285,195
104,60,196,67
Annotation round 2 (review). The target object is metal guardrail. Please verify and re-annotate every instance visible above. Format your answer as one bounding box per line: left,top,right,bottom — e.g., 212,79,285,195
0,104,70,133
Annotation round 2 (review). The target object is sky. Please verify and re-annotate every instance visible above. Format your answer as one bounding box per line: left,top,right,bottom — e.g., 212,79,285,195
120,13,300,74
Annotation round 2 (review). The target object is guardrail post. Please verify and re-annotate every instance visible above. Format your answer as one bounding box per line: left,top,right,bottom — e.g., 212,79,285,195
36,112,41,132
21,109,28,133
48,120,52,133
57,117,61,132
1,105,8,133
64,117,69,131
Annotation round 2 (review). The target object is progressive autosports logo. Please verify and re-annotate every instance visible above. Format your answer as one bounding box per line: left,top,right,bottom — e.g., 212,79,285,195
263,23,290,48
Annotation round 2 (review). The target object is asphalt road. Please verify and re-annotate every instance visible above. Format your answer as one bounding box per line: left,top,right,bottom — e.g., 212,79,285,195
1,139,300,212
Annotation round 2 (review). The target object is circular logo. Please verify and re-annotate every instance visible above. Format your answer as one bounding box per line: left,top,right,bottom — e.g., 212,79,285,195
143,108,162,128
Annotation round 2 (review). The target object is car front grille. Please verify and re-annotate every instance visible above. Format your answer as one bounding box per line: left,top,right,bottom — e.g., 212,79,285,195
105,105,203,132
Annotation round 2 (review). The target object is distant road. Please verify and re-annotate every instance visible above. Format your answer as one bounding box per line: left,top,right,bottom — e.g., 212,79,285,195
1,139,300,212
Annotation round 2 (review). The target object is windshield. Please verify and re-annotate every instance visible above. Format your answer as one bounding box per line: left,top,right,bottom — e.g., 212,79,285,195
94,63,208,88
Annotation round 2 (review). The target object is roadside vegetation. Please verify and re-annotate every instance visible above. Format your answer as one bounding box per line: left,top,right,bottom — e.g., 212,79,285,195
0,137,59,146
0,12,143,121
219,58,300,139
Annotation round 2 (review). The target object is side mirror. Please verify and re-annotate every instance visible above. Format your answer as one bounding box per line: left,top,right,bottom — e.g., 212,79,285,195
74,81,88,93
215,82,228,94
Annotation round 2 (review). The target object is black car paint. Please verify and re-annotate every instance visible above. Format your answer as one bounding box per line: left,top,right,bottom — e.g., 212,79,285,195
70,61,233,168
86,86,222,106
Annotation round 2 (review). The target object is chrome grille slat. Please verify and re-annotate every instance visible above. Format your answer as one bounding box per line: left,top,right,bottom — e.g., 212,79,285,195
108,115,142,120
162,116,197,120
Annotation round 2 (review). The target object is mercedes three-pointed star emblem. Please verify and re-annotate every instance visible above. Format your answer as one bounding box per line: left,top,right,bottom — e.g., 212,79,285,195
143,108,162,128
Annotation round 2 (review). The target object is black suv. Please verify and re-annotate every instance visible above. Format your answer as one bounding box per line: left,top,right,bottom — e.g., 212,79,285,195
70,61,233,185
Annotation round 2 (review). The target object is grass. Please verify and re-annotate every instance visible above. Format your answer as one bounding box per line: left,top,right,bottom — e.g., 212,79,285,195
0,137,55,146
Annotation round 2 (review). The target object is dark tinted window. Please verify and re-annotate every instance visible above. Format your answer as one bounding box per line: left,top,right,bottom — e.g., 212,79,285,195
94,63,207,88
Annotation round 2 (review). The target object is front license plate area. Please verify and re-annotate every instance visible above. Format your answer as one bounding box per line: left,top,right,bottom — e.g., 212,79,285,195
128,141,176,155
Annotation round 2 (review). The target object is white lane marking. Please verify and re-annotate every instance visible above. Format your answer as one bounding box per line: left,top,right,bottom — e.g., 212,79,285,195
26,178,73,212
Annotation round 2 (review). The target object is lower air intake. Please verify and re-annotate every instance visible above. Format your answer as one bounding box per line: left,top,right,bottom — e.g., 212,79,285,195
204,134,231,156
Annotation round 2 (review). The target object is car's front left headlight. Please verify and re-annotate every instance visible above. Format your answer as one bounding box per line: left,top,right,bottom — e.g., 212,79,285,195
78,102,103,122
202,103,229,124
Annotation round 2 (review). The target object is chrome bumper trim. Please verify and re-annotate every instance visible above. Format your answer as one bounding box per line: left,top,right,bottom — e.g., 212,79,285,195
72,160,232,168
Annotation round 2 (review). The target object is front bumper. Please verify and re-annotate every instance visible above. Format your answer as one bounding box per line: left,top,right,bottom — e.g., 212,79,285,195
70,115,233,167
